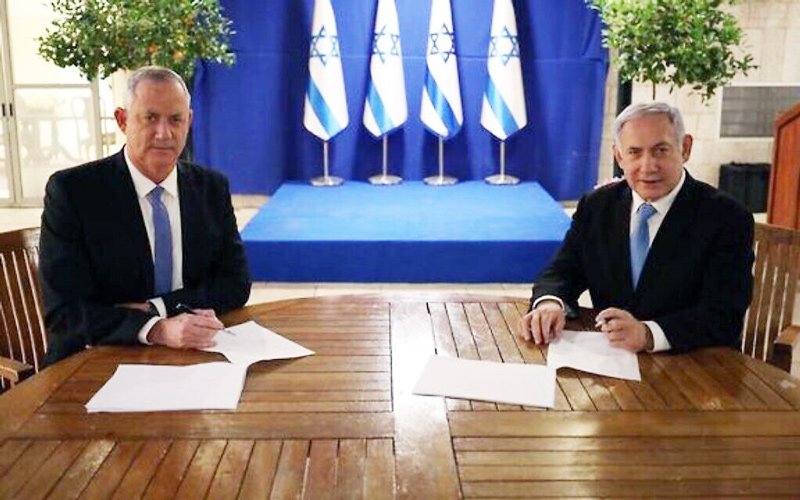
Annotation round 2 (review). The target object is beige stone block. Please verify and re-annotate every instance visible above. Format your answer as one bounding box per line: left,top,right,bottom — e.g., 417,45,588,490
696,112,720,141
783,30,800,80
760,28,787,81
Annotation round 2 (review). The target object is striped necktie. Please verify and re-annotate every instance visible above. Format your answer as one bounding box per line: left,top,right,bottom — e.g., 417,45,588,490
147,186,173,295
630,202,657,289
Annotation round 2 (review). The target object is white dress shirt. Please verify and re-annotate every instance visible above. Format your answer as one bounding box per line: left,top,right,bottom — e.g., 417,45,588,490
534,170,687,352
123,147,184,343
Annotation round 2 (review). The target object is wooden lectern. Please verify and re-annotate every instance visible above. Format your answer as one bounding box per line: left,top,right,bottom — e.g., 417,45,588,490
767,102,800,229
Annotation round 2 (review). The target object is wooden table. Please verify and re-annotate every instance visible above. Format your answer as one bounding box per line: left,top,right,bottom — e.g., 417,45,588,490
2,294,800,498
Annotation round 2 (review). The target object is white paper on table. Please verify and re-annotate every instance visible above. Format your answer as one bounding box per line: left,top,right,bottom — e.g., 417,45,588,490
85,362,248,413
412,355,556,408
203,320,315,365
547,329,641,381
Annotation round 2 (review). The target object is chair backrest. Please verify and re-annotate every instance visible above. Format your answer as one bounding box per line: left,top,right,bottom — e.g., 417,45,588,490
0,227,46,391
743,223,800,363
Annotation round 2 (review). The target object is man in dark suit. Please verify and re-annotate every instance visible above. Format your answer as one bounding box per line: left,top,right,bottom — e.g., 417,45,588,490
40,66,251,364
519,102,753,353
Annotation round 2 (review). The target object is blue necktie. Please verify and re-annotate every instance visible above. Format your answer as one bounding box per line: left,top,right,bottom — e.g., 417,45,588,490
630,202,657,289
147,186,173,295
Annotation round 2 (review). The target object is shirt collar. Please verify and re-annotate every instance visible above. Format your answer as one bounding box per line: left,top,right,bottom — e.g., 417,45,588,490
631,169,686,216
123,146,179,199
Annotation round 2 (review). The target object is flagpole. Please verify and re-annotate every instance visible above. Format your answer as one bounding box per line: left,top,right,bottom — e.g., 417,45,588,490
425,136,457,186
311,140,344,186
369,134,402,185
485,139,519,185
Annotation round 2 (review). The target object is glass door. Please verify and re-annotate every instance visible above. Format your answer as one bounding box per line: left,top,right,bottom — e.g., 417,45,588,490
2,0,102,206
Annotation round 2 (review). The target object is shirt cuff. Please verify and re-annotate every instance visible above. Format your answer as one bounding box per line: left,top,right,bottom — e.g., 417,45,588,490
137,316,162,345
532,295,565,310
150,298,167,317
645,320,671,352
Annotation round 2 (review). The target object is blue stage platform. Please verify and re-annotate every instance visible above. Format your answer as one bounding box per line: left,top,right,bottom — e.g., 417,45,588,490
241,181,571,283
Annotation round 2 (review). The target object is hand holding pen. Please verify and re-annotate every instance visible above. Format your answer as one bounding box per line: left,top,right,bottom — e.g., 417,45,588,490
176,303,236,336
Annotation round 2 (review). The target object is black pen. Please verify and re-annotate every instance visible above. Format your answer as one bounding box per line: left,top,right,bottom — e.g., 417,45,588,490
175,303,236,336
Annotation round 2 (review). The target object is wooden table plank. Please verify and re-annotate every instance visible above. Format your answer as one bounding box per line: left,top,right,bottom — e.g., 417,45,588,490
363,438,395,500
238,440,282,499
16,412,394,440
173,439,226,499
13,439,87,499
0,439,30,477
637,355,693,409
335,439,366,500
269,440,309,499
48,440,116,500
462,478,800,497
111,439,171,499
450,411,800,437
141,439,199,500
79,441,143,499
453,435,800,451
0,440,60,498
206,439,254,498
304,439,338,500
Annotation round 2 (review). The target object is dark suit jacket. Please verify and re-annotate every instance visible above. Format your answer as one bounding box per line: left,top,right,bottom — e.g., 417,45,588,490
531,172,754,352
40,150,251,364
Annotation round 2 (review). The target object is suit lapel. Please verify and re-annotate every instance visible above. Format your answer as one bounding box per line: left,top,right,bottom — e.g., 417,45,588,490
111,151,154,293
636,173,696,294
178,164,200,283
612,186,636,301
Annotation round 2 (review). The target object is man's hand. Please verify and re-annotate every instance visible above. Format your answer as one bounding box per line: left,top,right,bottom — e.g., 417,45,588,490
518,300,566,344
595,307,653,352
147,312,223,349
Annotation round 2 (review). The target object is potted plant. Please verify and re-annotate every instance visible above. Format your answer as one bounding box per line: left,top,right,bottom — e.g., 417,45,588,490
588,0,757,102
38,0,236,84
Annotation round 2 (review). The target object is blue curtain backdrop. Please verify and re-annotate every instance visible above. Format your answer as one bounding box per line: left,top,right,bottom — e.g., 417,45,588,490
192,0,608,201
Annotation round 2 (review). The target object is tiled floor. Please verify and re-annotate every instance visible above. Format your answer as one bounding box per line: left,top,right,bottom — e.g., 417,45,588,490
4,201,798,377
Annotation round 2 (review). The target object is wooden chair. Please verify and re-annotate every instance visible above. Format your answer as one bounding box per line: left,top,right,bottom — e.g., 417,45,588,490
0,227,46,392
743,223,800,371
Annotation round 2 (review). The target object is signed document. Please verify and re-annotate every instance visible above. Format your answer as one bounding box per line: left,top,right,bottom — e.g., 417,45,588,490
203,320,315,366
547,330,641,381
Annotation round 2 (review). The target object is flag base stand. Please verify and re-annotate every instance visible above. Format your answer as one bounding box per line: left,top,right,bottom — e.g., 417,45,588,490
310,175,344,187
485,174,519,185
424,175,458,186
369,174,402,185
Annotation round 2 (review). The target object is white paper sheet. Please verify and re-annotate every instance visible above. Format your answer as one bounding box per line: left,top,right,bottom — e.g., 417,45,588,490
547,329,641,381
412,355,556,408
203,320,315,365
85,362,248,413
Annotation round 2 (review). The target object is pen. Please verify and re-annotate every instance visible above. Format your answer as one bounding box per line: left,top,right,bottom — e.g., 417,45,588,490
175,303,236,336
594,317,607,330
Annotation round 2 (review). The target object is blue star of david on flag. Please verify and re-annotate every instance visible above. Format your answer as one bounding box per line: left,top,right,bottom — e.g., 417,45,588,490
429,24,457,63
310,25,340,66
372,25,401,64
489,26,520,66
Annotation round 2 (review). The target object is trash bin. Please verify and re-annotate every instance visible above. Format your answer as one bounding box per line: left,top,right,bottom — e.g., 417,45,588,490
718,162,770,213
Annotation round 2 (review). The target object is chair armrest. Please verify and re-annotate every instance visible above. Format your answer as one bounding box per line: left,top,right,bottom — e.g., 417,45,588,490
0,356,34,384
770,325,800,373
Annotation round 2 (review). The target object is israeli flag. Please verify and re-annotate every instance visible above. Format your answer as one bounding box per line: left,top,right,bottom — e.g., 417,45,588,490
304,0,349,140
420,0,463,139
363,0,407,137
480,0,527,140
